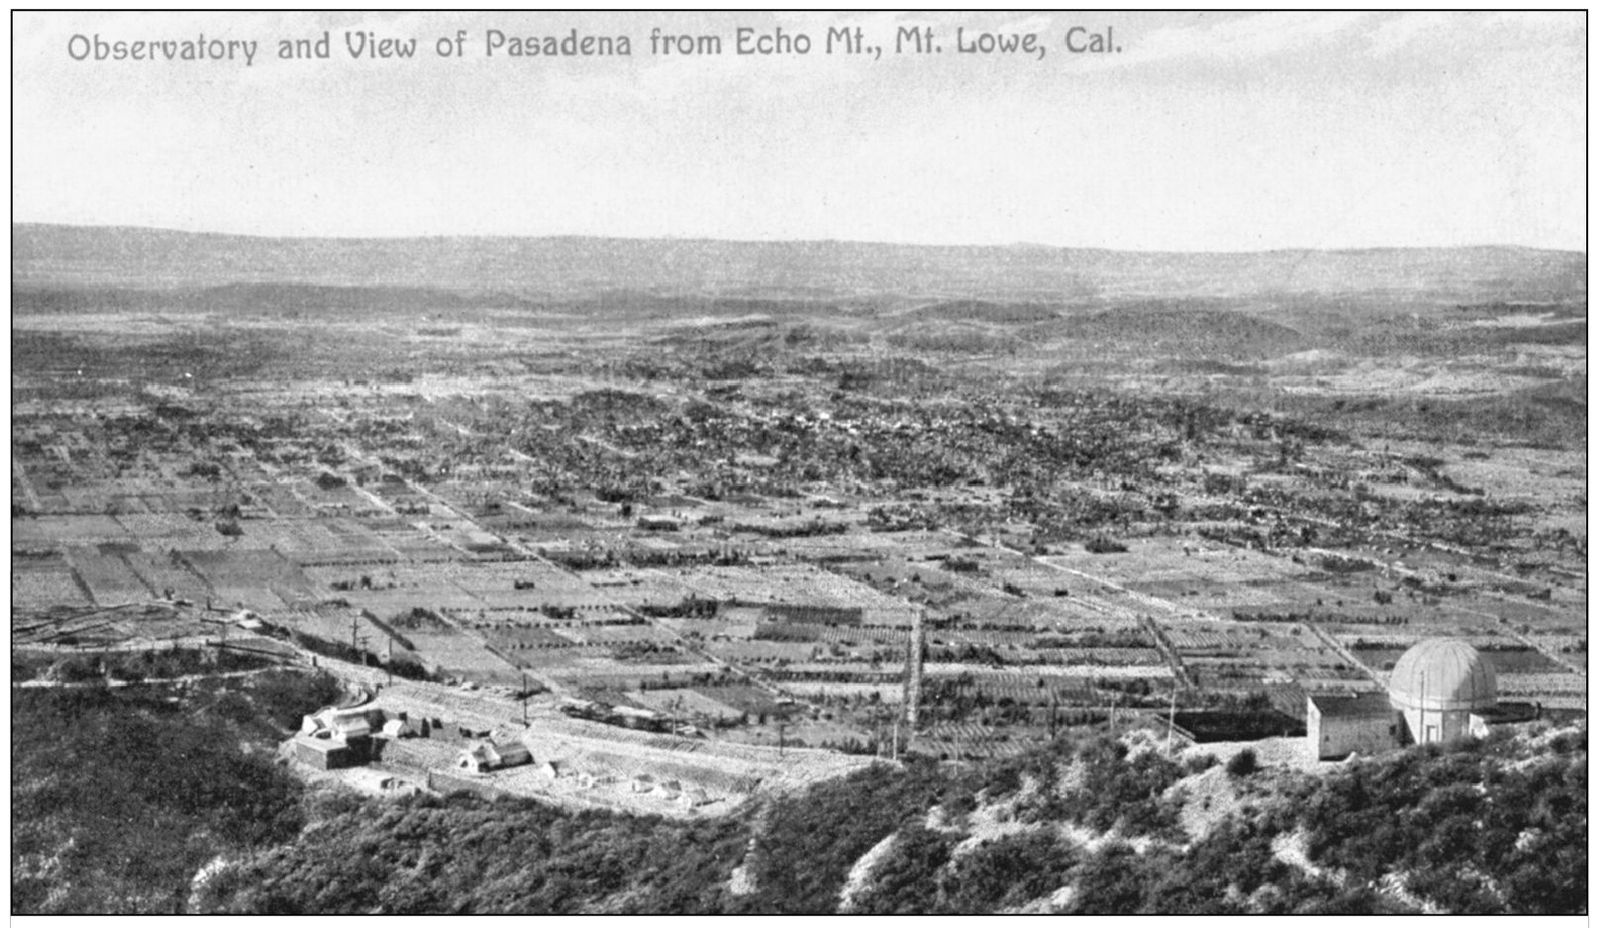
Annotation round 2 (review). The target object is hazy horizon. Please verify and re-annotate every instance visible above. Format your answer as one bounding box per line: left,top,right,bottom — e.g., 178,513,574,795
8,220,1586,257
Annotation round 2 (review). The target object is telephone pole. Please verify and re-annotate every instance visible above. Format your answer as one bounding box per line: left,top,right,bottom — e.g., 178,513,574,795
904,611,925,730
1166,686,1178,754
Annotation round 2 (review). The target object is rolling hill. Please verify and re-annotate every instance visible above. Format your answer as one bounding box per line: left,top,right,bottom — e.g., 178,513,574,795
12,224,1585,305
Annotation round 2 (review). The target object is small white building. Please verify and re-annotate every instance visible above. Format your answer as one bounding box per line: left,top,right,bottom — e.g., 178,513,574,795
301,705,385,739
1307,692,1401,760
457,740,532,773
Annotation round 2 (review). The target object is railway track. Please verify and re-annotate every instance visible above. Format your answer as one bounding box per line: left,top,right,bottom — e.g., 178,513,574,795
1303,622,1387,688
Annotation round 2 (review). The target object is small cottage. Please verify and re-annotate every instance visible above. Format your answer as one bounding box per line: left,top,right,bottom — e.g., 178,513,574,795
457,740,533,773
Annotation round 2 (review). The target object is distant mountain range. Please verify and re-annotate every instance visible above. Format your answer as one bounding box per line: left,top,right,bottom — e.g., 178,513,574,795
12,223,1585,304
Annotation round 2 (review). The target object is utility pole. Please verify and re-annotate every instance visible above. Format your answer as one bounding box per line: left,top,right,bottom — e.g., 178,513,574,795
1167,686,1177,754
522,672,530,725
892,712,901,763
904,611,925,731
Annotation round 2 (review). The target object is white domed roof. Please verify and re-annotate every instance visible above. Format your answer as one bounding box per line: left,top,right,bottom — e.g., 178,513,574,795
1388,638,1498,712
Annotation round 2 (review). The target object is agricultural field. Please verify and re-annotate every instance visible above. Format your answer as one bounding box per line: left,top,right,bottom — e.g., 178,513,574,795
10,232,1587,774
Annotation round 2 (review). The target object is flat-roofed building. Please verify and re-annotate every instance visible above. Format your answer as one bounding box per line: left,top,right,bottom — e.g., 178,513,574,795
294,735,359,770
1307,692,1402,760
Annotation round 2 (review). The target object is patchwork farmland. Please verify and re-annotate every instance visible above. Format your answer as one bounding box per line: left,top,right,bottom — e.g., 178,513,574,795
11,232,1586,791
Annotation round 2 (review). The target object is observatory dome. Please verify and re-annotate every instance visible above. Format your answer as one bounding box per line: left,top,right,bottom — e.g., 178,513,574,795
1387,638,1498,713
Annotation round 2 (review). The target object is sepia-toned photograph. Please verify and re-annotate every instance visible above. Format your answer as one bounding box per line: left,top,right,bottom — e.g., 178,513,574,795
10,10,1586,916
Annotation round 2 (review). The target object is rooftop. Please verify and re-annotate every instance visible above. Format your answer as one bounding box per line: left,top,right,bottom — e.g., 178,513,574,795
1309,691,1397,719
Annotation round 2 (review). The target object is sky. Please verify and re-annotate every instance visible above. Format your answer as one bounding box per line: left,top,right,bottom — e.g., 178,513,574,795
10,10,1587,251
